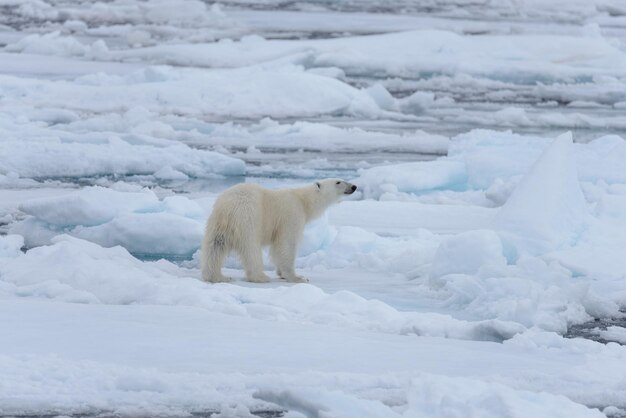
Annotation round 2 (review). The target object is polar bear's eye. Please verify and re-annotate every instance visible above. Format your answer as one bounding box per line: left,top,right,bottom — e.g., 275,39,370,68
336,181,341,185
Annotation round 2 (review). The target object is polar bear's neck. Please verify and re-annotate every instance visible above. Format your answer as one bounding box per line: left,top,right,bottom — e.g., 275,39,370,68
293,185,337,222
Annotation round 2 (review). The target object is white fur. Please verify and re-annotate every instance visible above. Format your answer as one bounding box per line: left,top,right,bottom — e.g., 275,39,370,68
201,178,356,283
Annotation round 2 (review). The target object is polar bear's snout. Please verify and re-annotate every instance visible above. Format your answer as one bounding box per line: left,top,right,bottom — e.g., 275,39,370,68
344,183,357,194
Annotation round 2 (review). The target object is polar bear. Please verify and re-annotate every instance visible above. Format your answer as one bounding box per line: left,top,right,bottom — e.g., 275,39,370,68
201,179,357,283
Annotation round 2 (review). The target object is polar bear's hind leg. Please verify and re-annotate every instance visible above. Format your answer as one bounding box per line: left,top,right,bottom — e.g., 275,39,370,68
201,230,231,283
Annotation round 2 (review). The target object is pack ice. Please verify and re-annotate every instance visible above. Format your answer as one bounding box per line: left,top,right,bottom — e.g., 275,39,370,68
1,0,626,416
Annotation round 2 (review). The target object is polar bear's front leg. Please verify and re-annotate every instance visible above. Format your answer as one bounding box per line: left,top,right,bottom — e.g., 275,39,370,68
270,230,308,283
238,238,271,283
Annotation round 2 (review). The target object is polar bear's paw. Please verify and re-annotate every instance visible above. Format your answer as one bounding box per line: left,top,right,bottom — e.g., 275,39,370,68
207,274,231,283
247,273,272,283
284,275,308,283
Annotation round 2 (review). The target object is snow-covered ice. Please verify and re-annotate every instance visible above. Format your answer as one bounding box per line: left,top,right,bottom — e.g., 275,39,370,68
495,132,588,258
2,0,626,416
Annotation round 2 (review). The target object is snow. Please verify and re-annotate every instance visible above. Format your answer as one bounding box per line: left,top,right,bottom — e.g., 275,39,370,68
0,297,608,416
0,234,524,342
429,230,507,279
183,118,449,154
71,212,204,257
11,187,204,256
0,110,246,181
19,187,160,227
2,0,626,415
356,130,626,202
97,30,626,83
596,326,626,344
495,132,589,257
5,31,109,58
0,234,23,258
0,65,386,119
356,160,467,199
256,379,606,418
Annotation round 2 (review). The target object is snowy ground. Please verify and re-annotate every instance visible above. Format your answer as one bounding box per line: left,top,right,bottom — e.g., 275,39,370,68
2,0,626,417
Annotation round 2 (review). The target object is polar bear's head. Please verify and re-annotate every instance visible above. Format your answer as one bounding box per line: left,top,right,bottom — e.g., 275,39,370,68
315,178,357,203
301,178,356,221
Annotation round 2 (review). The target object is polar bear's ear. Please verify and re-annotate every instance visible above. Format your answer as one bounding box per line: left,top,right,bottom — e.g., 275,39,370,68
315,182,321,190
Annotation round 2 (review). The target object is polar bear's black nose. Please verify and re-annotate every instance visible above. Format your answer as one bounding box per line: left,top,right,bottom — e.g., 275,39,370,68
351,185,357,191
